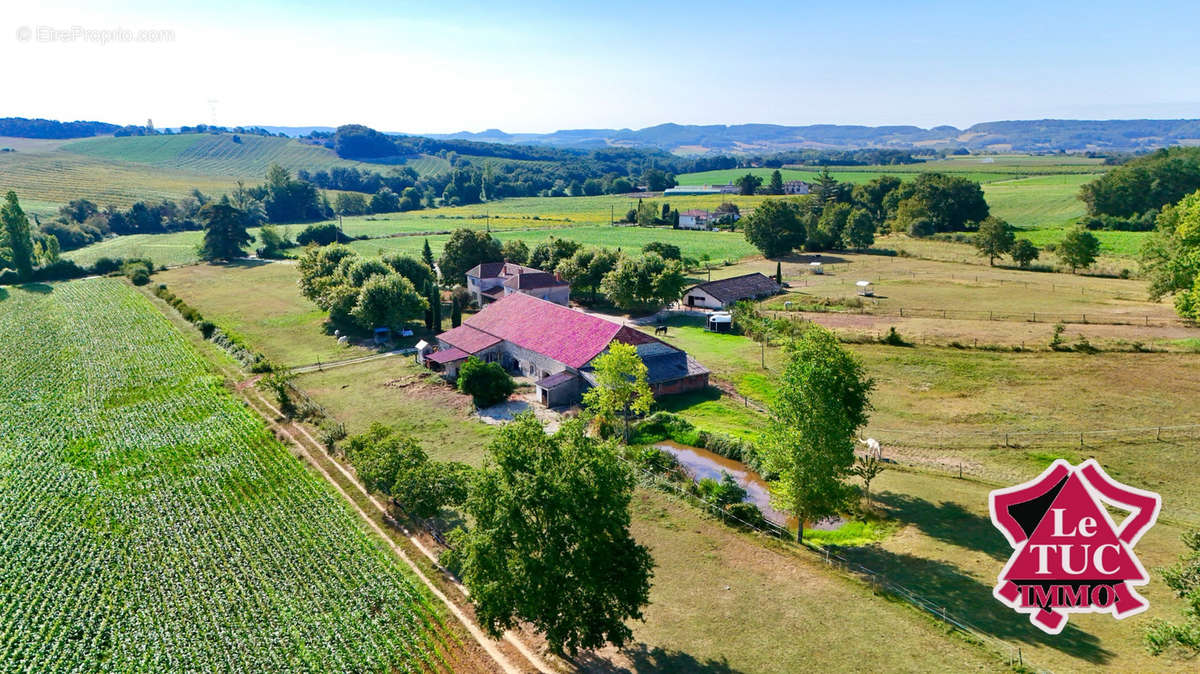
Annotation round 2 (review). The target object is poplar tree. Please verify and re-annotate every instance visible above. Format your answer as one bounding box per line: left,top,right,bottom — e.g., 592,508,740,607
1,191,35,280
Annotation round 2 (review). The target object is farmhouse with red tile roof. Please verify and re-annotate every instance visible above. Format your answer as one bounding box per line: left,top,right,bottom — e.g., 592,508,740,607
418,293,709,406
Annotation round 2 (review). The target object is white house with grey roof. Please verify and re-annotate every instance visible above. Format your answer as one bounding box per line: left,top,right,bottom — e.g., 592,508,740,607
464,261,570,307
683,272,781,309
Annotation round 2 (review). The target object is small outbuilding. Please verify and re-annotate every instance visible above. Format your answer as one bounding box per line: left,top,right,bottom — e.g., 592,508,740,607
707,311,733,333
856,280,874,297
683,272,782,309
809,261,824,275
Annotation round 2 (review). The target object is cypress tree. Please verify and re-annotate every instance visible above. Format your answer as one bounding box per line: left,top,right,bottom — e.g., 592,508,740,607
423,281,434,330
451,296,462,327
776,261,782,284
422,238,435,269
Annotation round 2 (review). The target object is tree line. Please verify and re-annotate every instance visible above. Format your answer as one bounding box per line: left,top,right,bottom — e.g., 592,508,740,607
740,170,990,258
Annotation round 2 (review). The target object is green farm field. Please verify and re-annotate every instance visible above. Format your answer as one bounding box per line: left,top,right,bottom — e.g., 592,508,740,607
0,278,457,672
0,133,453,217
675,166,1030,186
343,224,760,263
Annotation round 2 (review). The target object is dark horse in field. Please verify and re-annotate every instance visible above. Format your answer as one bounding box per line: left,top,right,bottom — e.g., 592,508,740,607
654,325,668,336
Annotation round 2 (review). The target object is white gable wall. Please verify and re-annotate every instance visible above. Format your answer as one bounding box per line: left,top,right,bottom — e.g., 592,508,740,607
683,287,725,309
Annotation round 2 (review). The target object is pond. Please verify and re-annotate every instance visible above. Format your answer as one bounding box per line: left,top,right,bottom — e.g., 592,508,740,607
654,440,791,527
655,440,846,533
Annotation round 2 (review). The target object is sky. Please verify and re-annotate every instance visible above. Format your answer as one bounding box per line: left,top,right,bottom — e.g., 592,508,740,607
3,0,1200,134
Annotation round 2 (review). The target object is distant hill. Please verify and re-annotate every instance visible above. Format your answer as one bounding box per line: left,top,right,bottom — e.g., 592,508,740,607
0,117,120,139
426,119,1200,154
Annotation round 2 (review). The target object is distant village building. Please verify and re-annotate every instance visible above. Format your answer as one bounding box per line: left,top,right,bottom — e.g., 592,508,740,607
662,185,723,196
465,262,570,307
418,293,709,406
682,272,782,309
678,209,713,230
784,180,811,195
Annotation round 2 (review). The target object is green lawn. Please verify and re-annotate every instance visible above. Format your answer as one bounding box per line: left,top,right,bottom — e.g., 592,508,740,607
153,261,377,367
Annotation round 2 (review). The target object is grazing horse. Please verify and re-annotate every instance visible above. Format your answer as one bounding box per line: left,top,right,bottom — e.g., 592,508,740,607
654,325,668,336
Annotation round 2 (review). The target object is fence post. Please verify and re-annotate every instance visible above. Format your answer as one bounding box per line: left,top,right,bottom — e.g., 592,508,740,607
1004,433,1009,447
1157,426,1162,441
1080,432,1084,447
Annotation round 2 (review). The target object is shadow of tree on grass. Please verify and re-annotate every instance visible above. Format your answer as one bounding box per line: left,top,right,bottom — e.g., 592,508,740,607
576,643,741,674
874,490,1010,561
835,544,1114,665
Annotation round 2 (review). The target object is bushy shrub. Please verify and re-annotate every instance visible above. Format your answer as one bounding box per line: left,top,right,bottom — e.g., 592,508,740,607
296,222,349,246
725,502,768,529
91,257,122,275
456,356,515,407
129,269,151,285
33,259,88,282
634,446,678,474
195,320,216,338
880,326,911,346
632,411,700,446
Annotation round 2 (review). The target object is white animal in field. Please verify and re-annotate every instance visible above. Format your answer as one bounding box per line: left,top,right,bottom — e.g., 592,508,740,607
337,335,349,345
859,437,881,458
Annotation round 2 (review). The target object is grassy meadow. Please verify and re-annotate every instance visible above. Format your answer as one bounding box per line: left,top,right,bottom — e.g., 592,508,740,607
137,249,1200,670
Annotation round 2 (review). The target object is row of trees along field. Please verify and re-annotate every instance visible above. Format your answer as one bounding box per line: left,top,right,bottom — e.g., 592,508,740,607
0,191,157,285
293,228,688,334
1076,146,1200,318
740,170,989,258
40,165,326,251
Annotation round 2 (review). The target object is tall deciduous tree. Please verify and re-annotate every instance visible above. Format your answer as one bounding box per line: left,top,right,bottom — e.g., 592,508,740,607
1010,239,1040,268
758,327,874,541
1058,227,1101,273
583,342,653,441
0,191,35,280
600,253,686,312
742,199,805,258
438,228,502,282
501,239,529,265
556,247,619,302
842,207,876,251
350,273,426,330
198,202,253,262
736,173,763,196
973,216,1016,265
455,413,654,655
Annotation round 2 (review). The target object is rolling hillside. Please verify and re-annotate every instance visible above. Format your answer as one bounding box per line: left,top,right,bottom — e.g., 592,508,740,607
0,133,452,216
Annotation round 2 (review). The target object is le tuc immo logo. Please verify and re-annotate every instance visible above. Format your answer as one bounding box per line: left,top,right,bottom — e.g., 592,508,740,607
988,459,1161,635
